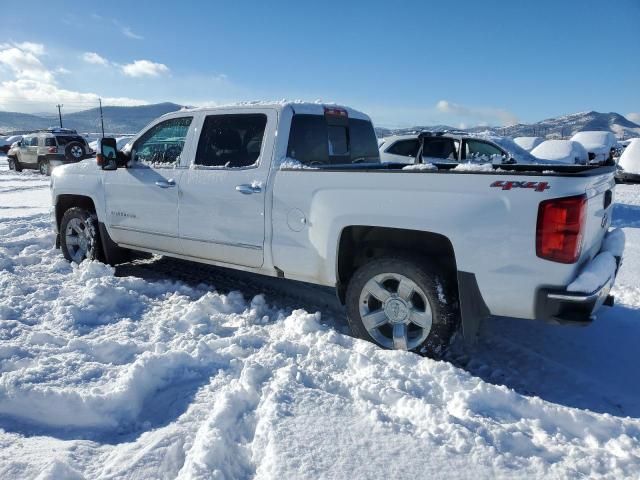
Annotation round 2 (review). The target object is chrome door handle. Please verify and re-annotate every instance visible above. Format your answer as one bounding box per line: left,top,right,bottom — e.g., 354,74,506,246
155,179,176,188
235,184,262,194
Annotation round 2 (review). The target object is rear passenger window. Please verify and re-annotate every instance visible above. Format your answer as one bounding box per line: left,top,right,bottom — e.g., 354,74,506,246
287,114,380,166
287,115,328,165
30,137,39,147
195,114,267,168
387,140,419,157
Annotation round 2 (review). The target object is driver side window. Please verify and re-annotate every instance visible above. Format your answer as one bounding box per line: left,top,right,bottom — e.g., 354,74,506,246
132,117,192,167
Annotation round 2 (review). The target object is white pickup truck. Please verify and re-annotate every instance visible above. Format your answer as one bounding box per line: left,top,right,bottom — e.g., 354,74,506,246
50,102,624,356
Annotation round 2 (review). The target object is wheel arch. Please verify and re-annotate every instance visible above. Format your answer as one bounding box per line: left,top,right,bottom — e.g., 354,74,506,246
55,194,98,231
335,225,488,340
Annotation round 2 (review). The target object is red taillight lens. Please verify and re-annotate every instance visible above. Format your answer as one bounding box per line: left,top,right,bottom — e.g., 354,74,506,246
48,146,57,153
536,195,587,263
96,154,104,166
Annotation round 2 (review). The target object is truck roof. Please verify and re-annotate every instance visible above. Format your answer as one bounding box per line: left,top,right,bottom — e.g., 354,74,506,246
170,101,371,121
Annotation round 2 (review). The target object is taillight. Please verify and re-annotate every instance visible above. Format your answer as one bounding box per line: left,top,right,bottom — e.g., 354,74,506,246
536,195,587,263
48,146,57,153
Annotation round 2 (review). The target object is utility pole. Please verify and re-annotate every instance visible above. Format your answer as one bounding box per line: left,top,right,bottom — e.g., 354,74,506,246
99,98,105,137
56,104,63,128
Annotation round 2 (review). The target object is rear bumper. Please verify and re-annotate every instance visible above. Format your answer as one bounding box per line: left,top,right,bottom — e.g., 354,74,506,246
535,229,624,324
616,171,640,183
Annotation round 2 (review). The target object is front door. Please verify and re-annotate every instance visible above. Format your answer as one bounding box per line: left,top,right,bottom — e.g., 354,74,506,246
103,116,195,253
179,110,276,267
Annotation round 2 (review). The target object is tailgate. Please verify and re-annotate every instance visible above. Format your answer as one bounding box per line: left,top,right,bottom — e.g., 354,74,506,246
580,171,616,264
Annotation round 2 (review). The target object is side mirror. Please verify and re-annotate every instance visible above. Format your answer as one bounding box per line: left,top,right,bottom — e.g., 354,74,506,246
97,138,118,171
16,141,22,147
588,152,597,162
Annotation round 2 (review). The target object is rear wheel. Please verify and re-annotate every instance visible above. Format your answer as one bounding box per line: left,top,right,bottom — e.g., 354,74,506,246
60,207,101,263
38,158,51,176
345,256,459,357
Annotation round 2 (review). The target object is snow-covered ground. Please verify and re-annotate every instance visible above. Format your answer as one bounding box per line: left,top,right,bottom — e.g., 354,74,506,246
0,155,639,479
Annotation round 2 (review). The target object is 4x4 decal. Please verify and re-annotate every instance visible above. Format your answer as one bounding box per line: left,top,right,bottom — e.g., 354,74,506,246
491,180,550,192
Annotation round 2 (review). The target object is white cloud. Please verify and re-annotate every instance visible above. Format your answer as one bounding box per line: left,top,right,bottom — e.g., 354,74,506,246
121,60,169,77
627,112,640,124
14,42,45,56
81,52,109,66
121,26,143,40
436,100,518,126
0,44,54,83
0,42,146,113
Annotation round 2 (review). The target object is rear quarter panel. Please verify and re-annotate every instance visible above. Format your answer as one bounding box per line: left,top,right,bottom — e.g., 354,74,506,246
271,168,615,320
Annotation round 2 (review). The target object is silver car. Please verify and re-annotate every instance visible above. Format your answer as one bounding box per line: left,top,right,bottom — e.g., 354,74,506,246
7,128,92,175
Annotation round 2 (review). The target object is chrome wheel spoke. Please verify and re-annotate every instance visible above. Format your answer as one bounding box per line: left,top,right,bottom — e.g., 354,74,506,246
66,236,80,246
397,278,416,301
362,310,389,330
365,281,391,303
392,323,408,350
410,308,433,329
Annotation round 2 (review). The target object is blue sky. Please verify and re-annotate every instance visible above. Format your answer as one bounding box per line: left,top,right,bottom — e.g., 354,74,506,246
0,0,638,128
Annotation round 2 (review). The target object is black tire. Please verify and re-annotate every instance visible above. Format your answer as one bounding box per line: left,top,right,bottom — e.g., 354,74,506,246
345,255,459,357
38,158,50,176
8,157,22,172
65,141,85,162
60,207,102,263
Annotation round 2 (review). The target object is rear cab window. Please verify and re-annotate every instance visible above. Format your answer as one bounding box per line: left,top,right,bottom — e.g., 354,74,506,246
286,109,380,166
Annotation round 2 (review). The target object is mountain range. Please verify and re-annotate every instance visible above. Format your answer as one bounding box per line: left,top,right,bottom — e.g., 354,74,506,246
0,103,185,135
1,104,638,140
375,111,640,140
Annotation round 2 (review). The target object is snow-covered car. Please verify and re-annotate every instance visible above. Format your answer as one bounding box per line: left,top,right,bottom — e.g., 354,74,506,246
513,136,544,152
379,132,537,164
89,136,134,154
50,102,623,356
571,131,617,164
0,137,10,154
616,138,640,183
531,140,589,165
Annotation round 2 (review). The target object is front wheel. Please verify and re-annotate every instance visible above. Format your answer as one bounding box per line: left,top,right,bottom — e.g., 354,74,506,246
60,207,101,263
345,256,459,357
8,157,22,171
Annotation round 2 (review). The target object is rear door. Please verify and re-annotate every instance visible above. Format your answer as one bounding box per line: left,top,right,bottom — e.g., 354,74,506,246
20,136,37,166
103,116,195,253
178,109,276,267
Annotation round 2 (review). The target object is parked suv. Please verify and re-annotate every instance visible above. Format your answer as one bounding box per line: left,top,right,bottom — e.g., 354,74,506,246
7,128,92,175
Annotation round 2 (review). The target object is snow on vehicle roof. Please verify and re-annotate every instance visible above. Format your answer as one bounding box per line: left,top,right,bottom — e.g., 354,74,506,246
513,136,544,152
618,138,640,173
571,131,617,149
531,140,588,164
173,100,371,121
